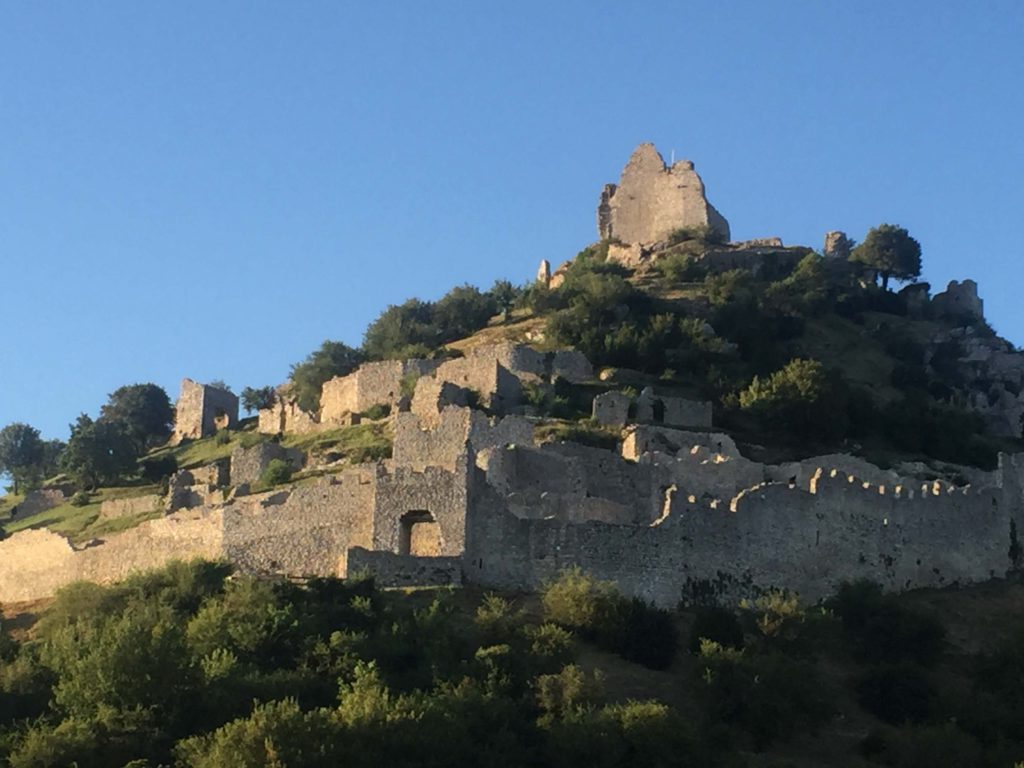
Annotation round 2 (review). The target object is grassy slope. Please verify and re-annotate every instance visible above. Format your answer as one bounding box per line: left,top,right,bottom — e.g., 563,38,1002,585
1,484,163,543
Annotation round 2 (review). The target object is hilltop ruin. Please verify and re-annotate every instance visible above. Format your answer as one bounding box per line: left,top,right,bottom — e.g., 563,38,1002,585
597,143,731,245
2,341,1023,608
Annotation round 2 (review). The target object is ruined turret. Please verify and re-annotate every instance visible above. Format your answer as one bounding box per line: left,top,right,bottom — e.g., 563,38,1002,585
597,143,730,245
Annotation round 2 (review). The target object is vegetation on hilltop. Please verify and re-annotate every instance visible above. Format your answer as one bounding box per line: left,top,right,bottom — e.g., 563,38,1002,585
2,222,1020,504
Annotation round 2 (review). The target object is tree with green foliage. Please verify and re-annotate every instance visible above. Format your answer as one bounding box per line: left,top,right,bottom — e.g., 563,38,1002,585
490,279,518,322
60,414,138,490
362,298,437,360
240,386,277,414
0,422,46,493
288,340,363,413
98,383,174,453
362,284,498,361
850,223,922,289
432,284,498,341
739,358,846,440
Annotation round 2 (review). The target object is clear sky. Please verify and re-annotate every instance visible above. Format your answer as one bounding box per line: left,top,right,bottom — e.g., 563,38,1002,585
2,1,1022,442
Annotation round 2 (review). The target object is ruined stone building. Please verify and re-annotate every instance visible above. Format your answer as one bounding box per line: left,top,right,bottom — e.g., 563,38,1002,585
598,143,731,245
3,341,1023,609
170,379,239,444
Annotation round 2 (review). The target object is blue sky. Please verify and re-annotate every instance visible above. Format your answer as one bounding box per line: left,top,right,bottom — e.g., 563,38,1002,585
2,1,1022,442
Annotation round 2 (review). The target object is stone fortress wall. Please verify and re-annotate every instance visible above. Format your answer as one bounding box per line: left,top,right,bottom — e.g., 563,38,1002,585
4,369,1022,608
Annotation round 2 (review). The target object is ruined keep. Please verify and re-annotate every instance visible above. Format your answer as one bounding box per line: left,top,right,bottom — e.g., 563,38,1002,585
597,143,731,245
170,379,239,444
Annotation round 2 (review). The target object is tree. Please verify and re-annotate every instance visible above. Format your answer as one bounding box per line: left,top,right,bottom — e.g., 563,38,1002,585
489,279,518,323
0,423,45,493
432,284,497,340
60,414,138,490
99,384,174,453
289,341,363,413
850,224,922,289
240,386,277,414
740,358,847,440
362,299,437,361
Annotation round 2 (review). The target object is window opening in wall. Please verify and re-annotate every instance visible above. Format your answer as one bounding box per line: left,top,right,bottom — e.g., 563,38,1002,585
652,398,665,423
399,510,441,556
213,408,230,430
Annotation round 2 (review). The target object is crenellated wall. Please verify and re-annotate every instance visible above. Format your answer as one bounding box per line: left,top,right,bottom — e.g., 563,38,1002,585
467,463,1020,607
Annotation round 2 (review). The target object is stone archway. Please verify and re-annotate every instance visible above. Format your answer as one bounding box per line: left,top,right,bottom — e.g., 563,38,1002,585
399,510,442,556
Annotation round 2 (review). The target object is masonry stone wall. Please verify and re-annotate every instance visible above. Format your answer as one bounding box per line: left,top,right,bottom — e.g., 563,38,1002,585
0,511,225,604
597,144,730,244
622,426,739,461
643,446,765,501
258,398,319,435
410,378,472,425
372,462,470,558
345,547,462,587
933,279,984,320
230,442,305,487
13,488,67,518
171,379,239,444
467,465,1019,608
486,443,659,525
393,407,533,472
592,392,632,426
428,356,520,412
321,360,437,423
99,494,163,520
223,470,376,577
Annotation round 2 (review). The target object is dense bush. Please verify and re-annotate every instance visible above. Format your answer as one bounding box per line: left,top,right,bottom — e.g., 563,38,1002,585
140,454,178,483
739,358,849,442
362,284,499,361
856,663,937,725
288,340,364,413
259,458,293,487
828,581,945,666
694,641,832,750
541,568,678,670
688,605,744,654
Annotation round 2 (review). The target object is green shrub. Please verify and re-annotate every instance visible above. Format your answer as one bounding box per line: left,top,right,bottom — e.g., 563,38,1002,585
541,568,678,670
656,252,707,282
856,663,937,724
695,642,833,749
259,459,293,487
611,597,679,670
214,429,231,446
860,724,984,768
140,454,178,483
541,567,621,638
361,403,391,420
689,605,744,654
667,224,726,246
828,581,945,666
69,490,92,507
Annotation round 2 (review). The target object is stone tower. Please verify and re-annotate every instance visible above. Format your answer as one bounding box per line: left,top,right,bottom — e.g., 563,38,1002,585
170,378,239,444
597,143,730,245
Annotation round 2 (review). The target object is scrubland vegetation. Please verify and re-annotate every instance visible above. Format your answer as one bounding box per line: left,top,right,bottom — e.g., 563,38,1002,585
1,562,1023,767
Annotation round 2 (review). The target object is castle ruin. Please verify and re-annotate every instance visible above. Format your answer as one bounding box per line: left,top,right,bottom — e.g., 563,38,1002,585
170,379,239,444
597,143,731,245
2,342,1023,608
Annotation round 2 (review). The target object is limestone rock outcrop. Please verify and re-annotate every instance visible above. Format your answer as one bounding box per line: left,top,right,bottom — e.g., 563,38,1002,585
597,143,730,245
